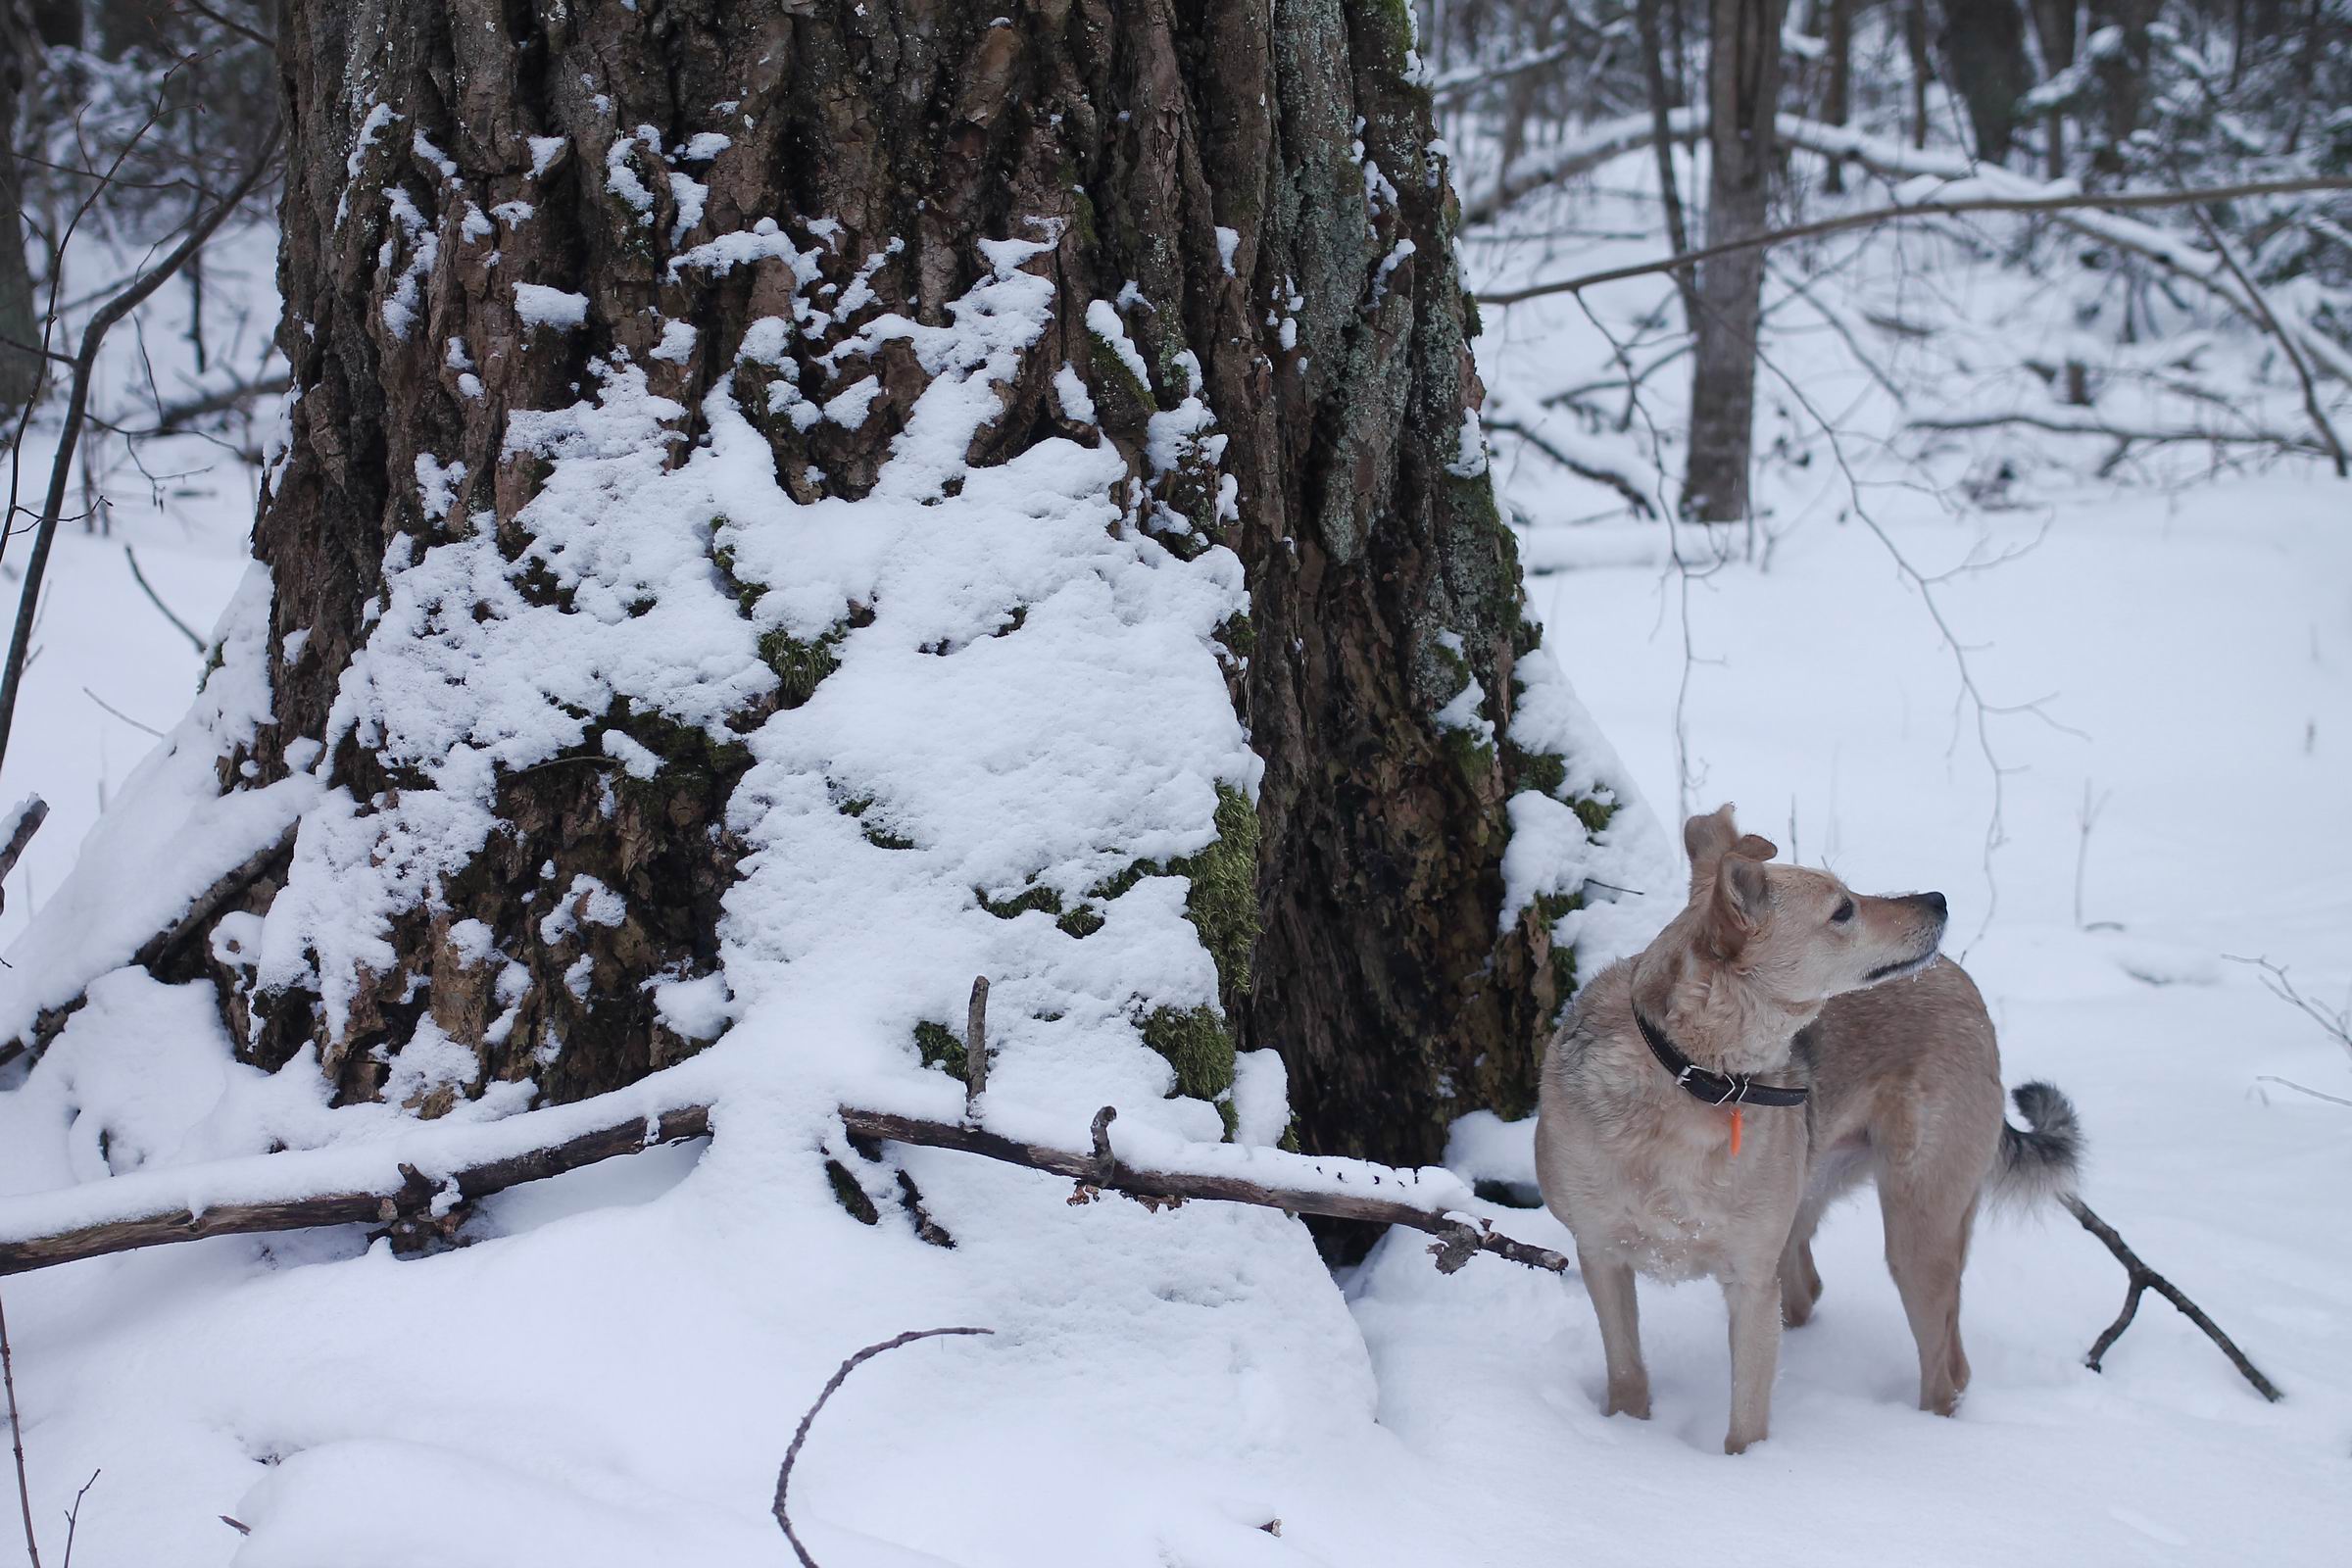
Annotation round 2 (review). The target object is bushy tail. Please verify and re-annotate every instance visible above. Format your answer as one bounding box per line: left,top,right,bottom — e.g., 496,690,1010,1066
1988,1081,2082,1208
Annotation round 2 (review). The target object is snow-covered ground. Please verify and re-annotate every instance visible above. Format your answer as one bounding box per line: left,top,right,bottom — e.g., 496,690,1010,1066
1,135,2348,1567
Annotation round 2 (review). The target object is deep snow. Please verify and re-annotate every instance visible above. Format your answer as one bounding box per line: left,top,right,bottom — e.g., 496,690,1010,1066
0,122,2347,1568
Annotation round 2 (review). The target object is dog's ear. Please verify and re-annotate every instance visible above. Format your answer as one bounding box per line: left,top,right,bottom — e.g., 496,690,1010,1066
1731,832,1779,862
1684,804,1741,897
1700,847,1774,959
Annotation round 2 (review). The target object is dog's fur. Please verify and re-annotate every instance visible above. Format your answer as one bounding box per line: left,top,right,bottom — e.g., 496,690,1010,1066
1535,804,2082,1453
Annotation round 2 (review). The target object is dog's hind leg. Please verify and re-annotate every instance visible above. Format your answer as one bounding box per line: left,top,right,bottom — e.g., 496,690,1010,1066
1577,1247,1650,1420
1881,1178,1972,1416
1778,1194,1831,1327
1723,1276,1784,1454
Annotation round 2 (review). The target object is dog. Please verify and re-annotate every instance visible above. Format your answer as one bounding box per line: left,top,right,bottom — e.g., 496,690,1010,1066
1535,804,2081,1453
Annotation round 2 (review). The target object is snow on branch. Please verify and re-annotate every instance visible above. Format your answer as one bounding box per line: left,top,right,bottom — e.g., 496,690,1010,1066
0,1081,1572,1280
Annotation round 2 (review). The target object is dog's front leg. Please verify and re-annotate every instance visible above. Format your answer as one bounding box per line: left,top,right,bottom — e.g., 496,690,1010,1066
1577,1248,1650,1419
1722,1278,1783,1454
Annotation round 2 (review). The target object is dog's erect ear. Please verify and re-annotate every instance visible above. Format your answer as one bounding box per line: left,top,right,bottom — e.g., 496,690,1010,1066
1684,804,1740,897
1731,832,1779,862
1700,846,1774,959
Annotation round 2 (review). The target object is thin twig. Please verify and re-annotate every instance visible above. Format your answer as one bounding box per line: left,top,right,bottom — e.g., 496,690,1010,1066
55,1472,94,1568
79,689,165,739
2224,955,2352,1056
2,1285,38,1568
770,1328,994,1567
122,546,204,653
2062,1195,2283,1401
2253,1075,2352,1109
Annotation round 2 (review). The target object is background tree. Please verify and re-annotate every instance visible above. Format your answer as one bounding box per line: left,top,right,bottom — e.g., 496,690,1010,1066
1682,0,1787,521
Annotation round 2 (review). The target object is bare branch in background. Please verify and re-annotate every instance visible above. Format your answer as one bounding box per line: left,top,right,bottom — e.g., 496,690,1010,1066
2186,207,2348,476
122,545,204,652
2225,955,2352,1059
1479,174,2352,305
0,118,282,783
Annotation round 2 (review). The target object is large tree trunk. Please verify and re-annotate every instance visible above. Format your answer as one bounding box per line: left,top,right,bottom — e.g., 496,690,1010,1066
1682,0,1787,523
127,0,1621,1171
1936,0,2034,164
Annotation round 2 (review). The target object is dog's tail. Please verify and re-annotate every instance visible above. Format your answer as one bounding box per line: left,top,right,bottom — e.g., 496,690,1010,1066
1987,1081,2082,1207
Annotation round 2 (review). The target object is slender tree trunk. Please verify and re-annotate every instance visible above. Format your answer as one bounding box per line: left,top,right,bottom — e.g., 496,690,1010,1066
2089,0,2155,176
1824,0,1853,191
1638,0,1698,315
1936,0,2034,163
2027,0,2077,178
1682,0,1787,523
126,0,1619,1171
0,0,39,414
1904,0,1936,149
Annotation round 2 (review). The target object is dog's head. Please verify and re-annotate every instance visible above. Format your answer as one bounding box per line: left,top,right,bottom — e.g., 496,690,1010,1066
1681,804,1948,1008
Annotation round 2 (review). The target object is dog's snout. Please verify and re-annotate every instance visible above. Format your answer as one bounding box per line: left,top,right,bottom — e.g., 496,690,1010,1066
1919,891,1947,918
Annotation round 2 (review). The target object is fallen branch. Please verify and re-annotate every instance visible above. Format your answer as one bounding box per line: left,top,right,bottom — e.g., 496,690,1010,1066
0,1094,1571,1279
770,1328,993,1568
2062,1194,2283,1402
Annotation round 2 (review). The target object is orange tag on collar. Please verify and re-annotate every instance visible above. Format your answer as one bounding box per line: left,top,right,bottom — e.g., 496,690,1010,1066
1728,1106,1743,1157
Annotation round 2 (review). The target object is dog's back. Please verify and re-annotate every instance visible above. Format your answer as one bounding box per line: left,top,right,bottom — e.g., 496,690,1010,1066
1798,956,2082,1211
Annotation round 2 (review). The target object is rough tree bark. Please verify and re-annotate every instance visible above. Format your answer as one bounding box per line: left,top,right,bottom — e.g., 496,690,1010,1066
1682,0,1787,522
128,0,1616,1172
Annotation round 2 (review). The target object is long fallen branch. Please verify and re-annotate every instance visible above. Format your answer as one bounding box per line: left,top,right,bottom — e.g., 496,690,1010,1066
0,1095,1570,1278
0,1074,2280,1403
2062,1195,2283,1402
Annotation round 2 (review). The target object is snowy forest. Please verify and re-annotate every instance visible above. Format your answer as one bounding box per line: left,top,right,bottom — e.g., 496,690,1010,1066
0,0,2345,1560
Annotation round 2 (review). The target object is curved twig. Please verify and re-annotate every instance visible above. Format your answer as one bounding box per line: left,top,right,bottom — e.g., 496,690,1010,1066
771,1328,994,1567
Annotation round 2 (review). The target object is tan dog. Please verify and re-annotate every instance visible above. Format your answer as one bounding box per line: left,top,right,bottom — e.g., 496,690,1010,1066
1535,805,2080,1453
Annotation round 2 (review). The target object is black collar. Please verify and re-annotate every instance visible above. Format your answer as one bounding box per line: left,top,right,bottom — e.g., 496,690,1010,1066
1634,1009,1810,1108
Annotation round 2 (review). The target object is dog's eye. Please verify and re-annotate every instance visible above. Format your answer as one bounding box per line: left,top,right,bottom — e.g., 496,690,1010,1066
1830,899,1855,924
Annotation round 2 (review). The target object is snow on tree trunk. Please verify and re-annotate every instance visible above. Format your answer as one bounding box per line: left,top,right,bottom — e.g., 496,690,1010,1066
2,0,1659,1172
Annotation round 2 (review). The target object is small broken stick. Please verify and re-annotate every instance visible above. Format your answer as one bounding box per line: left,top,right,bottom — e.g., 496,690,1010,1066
2064,1194,2282,1402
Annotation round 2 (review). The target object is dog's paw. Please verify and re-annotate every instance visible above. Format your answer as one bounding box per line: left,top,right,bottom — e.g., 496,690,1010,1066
1602,1390,1651,1421
1724,1429,1767,1455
